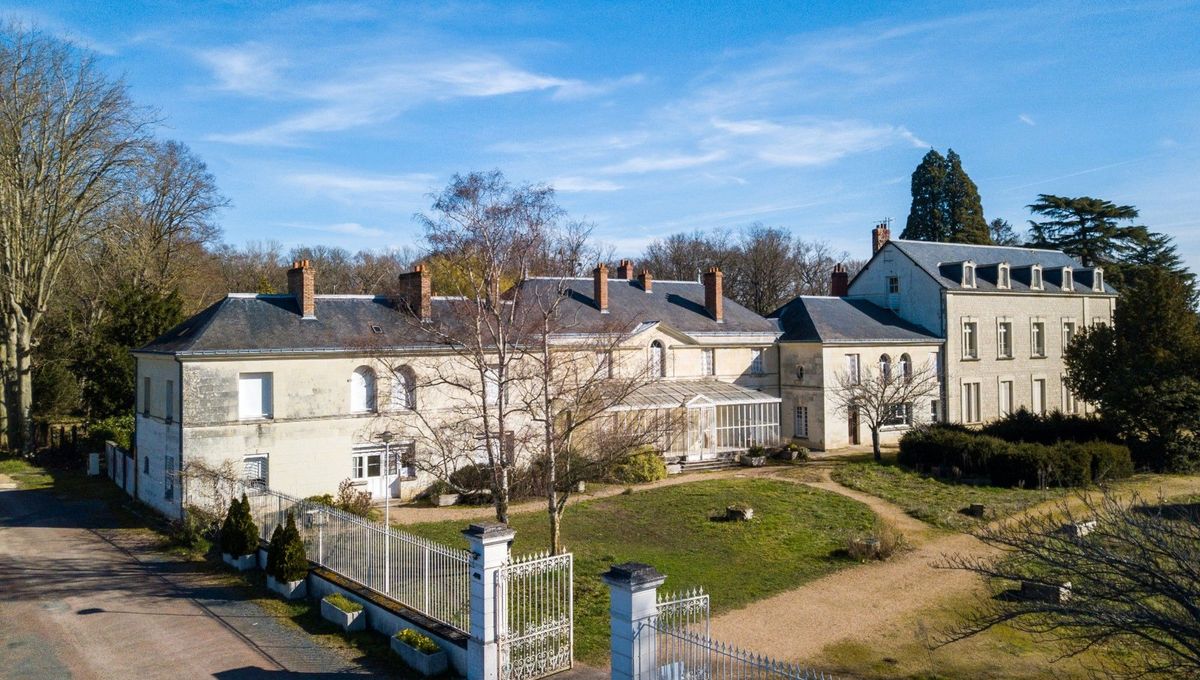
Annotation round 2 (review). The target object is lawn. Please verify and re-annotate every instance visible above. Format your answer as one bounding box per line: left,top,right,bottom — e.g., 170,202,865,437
0,456,55,489
831,462,1061,531
402,477,876,664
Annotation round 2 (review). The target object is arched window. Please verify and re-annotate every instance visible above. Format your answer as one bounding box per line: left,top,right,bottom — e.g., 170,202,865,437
392,367,415,410
351,366,377,413
879,354,892,382
650,340,666,378
899,353,912,381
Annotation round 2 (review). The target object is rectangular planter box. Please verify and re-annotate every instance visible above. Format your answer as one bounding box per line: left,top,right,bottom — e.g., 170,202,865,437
433,493,459,507
739,455,766,467
267,575,307,600
391,636,448,676
222,553,257,571
320,597,365,632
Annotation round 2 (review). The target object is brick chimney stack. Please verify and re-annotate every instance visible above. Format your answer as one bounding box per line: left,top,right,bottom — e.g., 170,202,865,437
703,267,724,323
593,263,609,313
872,222,891,254
637,269,653,294
397,264,432,322
287,259,316,319
830,263,849,297
616,259,634,279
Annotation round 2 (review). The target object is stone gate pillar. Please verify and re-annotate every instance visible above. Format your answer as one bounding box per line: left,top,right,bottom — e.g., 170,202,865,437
604,562,666,680
464,522,515,680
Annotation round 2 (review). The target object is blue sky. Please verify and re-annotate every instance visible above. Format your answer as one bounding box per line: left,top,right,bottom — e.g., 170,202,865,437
7,1,1199,269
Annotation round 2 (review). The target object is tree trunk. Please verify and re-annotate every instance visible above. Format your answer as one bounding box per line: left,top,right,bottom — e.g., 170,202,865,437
872,427,882,462
5,321,19,451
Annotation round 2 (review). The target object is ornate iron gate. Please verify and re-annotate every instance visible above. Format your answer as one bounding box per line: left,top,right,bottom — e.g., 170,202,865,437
496,551,574,680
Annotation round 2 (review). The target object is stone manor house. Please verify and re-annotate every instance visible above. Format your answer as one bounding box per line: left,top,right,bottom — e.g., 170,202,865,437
131,225,1115,518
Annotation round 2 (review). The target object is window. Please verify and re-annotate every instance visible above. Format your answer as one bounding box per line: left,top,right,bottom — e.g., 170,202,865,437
1062,267,1074,292
351,366,377,413
1000,380,1014,416
1032,378,1046,414
1093,316,1107,328
879,354,892,382
883,403,913,427
846,354,861,384
392,369,415,410
142,376,151,416
750,348,764,375
598,351,614,378
1063,320,1077,351
1031,321,1046,357
484,366,501,406
962,263,976,288
793,406,809,438
143,456,150,474
962,321,978,359
1093,269,1104,291
243,455,269,488
998,265,1010,289
887,276,900,294
238,373,273,419
701,348,715,377
963,382,982,423
931,351,941,375
396,442,417,478
1031,266,1043,290
1064,381,1078,414
164,380,174,423
998,321,1013,358
930,399,940,423
650,341,666,378
899,354,912,381
352,450,382,479
164,456,175,501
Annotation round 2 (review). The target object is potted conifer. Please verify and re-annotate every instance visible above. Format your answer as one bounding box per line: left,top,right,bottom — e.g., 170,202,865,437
392,628,448,676
220,494,260,571
266,511,309,599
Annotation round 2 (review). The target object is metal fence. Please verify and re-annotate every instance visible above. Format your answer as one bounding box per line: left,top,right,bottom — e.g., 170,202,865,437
643,589,835,680
497,550,574,680
245,486,472,633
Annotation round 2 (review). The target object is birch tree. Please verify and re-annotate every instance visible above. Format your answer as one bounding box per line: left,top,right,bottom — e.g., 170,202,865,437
0,26,148,450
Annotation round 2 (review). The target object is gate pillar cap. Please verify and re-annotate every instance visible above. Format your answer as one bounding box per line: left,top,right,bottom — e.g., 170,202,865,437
603,562,666,588
463,522,515,542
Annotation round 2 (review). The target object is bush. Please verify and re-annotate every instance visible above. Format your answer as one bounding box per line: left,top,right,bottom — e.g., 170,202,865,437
607,447,667,484
981,409,1117,445
1084,441,1135,482
323,593,363,613
898,424,1007,476
86,413,134,451
219,494,260,557
267,512,309,583
846,519,908,561
395,628,439,654
172,506,215,554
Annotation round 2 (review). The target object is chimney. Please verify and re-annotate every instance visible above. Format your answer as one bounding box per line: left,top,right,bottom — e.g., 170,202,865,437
616,259,634,279
703,267,724,323
637,269,653,294
872,222,891,254
397,264,432,322
593,263,609,313
287,259,315,319
830,263,849,297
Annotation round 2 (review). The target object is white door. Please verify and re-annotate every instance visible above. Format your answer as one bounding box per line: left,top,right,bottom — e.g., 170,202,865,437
351,449,389,499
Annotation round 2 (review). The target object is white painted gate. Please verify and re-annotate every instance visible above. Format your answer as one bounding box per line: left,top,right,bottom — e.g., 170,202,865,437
495,551,574,680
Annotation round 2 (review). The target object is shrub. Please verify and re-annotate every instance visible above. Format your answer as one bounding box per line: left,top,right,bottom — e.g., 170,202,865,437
846,519,908,561
219,494,260,557
395,628,439,654
86,413,135,451
172,506,215,554
323,593,363,613
981,409,1117,445
335,479,377,519
607,447,667,484
898,425,1006,476
988,440,1133,489
267,512,309,583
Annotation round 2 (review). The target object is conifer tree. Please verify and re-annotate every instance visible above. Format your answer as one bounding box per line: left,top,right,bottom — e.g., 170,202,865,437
1027,195,1142,267
901,149,991,244
944,150,990,244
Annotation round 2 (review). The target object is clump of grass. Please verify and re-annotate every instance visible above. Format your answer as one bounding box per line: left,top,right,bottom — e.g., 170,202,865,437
323,593,363,613
846,519,908,562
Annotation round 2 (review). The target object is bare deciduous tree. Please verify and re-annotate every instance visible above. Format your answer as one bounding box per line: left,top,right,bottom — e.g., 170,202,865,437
831,357,939,461
940,493,1200,679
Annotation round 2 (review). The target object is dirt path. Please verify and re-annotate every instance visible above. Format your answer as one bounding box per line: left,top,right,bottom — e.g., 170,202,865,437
711,467,1200,664
386,465,779,525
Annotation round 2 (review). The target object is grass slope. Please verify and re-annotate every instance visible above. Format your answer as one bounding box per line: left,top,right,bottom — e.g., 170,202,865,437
403,477,876,663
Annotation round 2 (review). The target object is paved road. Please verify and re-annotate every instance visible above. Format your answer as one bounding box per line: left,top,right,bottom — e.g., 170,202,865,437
0,476,375,679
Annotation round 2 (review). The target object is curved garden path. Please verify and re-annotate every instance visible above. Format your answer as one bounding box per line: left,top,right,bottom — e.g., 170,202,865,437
711,460,1200,664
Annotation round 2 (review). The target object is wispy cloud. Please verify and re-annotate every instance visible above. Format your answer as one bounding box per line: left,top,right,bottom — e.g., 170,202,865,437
1018,113,1036,126
196,44,288,96
711,117,925,166
284,172,436,206
323,222,386,238
601,151,726,175
549,176,623,192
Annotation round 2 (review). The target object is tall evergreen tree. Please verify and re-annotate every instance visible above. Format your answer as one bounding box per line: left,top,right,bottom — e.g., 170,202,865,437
902,149,949,241
1026,195,1143,267
901,148,991,244
988,218,1023,246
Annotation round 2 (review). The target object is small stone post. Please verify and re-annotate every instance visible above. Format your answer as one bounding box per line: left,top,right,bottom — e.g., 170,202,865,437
465,522,515,680
604,562,666,680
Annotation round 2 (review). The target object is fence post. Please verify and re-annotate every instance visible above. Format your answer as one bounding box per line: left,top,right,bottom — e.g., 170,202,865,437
603,562,666,680
464,522,514,680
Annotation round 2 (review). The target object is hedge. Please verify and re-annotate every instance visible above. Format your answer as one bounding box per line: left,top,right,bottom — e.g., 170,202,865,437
980,409,1118,445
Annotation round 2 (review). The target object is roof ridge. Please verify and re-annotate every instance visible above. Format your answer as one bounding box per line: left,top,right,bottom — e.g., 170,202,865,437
891,238,1065,253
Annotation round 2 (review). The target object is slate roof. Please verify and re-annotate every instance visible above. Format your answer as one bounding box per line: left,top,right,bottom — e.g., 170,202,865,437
612,379,781,411
769,296,942,344
139,277,778,356
884,240,1117,294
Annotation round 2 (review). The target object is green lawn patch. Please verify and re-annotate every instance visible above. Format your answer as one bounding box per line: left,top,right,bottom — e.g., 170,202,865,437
832,462,1061,531
403,477,876,664
0,456,55,489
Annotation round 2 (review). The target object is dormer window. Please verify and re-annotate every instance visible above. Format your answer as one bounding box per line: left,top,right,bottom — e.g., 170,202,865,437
1093,268,1104,292
998,264,1010,289
962,263,976,288
1031,265,1043,290
1062,267,1074,292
